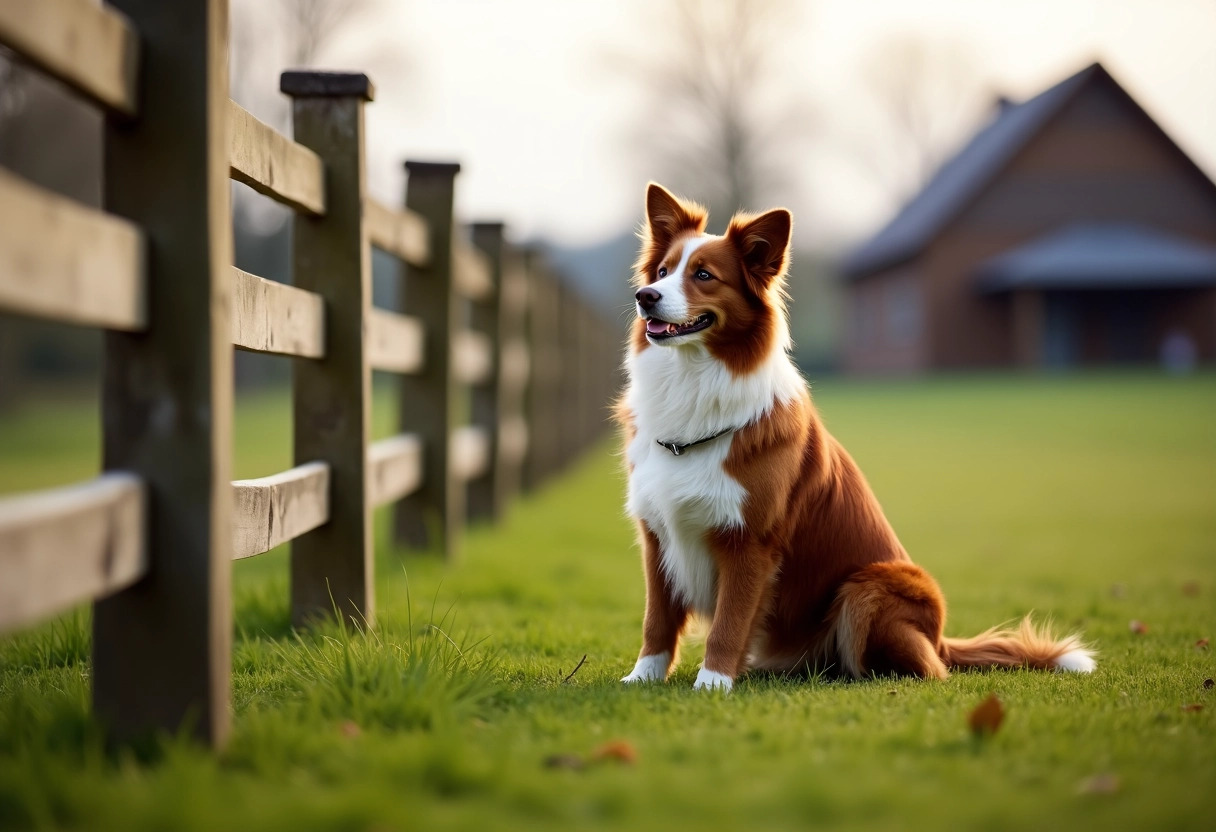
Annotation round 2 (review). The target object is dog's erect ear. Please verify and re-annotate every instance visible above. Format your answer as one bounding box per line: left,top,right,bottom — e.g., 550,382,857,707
726,208,792,294
644,183,707,248
634,183,708,285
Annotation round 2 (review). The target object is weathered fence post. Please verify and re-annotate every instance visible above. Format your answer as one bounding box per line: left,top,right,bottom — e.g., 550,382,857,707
467,222,504,522
578,303,595,450
556,278,581,468
604,316,623,439
94,0,233,748
493,237,530,512
522,253,559,489
282,71,375,627
396,161,461,556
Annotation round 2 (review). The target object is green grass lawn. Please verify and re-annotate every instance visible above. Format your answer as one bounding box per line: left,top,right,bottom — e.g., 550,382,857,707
1,373,1214,830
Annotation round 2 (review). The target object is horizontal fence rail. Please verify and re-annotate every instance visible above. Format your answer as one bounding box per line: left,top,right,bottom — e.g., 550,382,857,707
454,242,494,300
231,462,330,560
369,434,424,507
454,330,494,385
0,0,140,115
0,167,146,330
228,100,325,215
230,267,325,358
366,198,429,266
0,473,146,631
368,308,424,373
452,426,491,480
0,0,624,750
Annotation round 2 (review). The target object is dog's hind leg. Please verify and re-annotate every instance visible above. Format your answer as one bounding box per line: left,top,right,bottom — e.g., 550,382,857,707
828,561,948,680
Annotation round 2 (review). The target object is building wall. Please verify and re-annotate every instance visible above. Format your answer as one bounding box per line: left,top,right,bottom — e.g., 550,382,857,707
843,264,928,373
923,74,1216,368
1159,287,1216,362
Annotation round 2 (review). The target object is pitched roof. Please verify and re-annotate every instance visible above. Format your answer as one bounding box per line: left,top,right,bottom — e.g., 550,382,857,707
975,223,1216,292
841,63,1103,278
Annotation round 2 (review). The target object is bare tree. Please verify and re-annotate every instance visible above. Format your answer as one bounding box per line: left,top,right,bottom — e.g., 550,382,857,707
617,0,808,225
280,0,374,68
230,0,383,235
230,0,380,127
857,34,990,200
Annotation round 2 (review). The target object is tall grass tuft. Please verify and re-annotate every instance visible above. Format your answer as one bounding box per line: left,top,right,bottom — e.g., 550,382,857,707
264,581,498,733
0,609,91,674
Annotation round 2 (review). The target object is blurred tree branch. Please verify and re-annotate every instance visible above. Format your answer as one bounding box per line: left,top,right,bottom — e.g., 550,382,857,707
855,34,990,201
230,0,391,235
282,0,374,69
614,0,810,225
231,0,376,128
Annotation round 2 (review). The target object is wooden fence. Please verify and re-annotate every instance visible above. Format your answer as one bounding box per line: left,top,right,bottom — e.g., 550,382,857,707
0,0,620,748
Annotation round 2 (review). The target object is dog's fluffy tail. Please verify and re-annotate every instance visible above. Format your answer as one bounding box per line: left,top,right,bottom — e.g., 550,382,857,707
939,616,1095,673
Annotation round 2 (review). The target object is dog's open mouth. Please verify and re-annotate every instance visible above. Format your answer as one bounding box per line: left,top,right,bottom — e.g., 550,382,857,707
645,313,715,340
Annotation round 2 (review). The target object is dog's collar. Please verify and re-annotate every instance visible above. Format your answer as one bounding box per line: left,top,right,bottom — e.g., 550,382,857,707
655,426,737,456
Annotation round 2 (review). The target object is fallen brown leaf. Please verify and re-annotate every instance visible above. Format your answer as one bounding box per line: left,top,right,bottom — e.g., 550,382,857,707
590,739,638,765
1203,678,1214,690
1181,703,1204,713
543,753,585,771
1077,773,1120,795
1195,638,1209,649
968,693,1005,737
339,720,361,738
1129,620,1148,635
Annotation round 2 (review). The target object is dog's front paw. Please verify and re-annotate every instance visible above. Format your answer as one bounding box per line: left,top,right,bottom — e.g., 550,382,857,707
693,667,734,692
621,652,671,684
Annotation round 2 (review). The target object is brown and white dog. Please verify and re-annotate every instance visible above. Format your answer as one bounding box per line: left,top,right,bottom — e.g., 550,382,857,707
618,183,1094,691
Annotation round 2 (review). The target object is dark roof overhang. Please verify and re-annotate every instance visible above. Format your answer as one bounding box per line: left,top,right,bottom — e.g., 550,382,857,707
975,223,1216,293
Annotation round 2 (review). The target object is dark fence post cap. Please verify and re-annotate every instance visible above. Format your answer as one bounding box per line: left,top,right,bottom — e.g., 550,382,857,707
280,71,375,101
404,160,461,177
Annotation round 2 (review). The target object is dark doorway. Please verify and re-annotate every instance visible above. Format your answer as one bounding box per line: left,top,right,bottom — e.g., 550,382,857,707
1040,290,1178,367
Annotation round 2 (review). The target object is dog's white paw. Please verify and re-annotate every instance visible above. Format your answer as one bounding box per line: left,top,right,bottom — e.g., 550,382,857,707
693,668,733,692
621,652,670,683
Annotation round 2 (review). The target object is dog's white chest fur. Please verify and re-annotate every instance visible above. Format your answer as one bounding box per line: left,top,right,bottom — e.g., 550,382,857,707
625,340,804,616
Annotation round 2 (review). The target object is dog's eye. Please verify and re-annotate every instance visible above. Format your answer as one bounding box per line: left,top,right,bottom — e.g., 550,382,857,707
658,267,667,278
695,269,713,281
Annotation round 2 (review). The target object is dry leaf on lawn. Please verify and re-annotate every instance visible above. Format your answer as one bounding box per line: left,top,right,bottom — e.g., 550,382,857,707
1181,703,1204,713
1129,620,1148,635
591,739,638,765
968,693,1005,737
1195,638,1209,649
1077,773,1120,795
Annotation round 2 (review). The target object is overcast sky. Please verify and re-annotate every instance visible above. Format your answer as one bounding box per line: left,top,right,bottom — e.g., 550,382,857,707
304,0,1216,249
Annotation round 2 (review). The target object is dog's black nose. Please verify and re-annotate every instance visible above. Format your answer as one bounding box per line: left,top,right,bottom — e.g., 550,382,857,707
635,286,661,311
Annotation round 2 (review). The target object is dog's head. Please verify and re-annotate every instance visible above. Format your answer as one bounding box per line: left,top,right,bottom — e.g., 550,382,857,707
632,183,791,373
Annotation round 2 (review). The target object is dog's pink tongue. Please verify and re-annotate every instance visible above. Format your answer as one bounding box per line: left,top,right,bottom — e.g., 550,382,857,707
646,319,670,335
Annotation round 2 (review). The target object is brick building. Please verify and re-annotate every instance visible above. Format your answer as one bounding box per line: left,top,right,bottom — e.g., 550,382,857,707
841,63,1216,372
